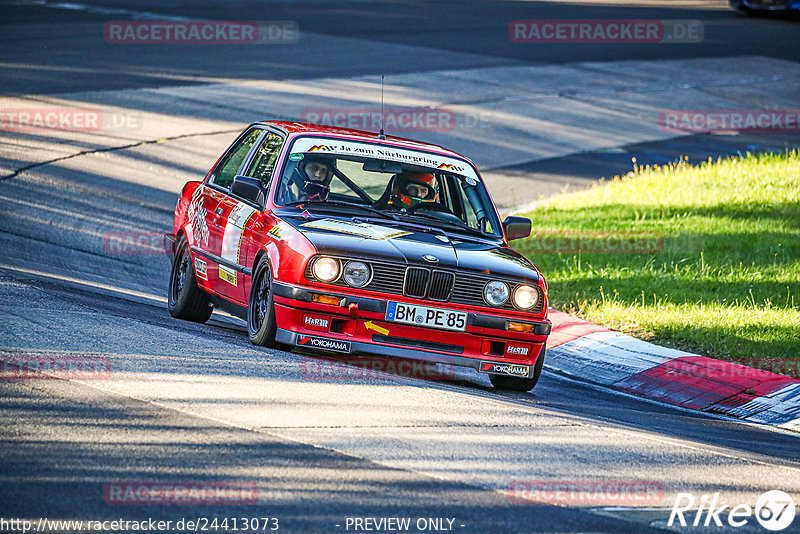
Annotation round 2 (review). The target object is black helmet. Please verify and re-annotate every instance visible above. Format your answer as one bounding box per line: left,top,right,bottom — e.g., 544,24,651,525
292,156,335,200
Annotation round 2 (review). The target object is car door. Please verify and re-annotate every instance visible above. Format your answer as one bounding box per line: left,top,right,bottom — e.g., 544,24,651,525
220,130,286,283
203,127,263,303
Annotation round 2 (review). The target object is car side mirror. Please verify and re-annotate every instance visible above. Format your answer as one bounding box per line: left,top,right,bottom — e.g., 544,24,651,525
232,175,265,206
502,216,532,241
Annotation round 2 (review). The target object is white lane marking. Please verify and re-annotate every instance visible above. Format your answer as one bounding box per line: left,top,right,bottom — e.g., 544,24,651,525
546,330,685,386
0,262,165,305
9,320,797,532
65,372,800,518
16,0,188,20
547,330,800,428
6,250,781,433
540,369,800,439
736,383,800,424
425,371,800,470
780,418,800,432
0,194,140,231
35,324,800,472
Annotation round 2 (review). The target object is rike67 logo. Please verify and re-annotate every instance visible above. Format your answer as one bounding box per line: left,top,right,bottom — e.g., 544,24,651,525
669,490,796,531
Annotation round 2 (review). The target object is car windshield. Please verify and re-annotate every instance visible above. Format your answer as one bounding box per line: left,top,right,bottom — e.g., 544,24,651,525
275,137,502,238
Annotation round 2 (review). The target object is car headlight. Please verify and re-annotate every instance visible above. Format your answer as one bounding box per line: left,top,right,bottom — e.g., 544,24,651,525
343,261,371,287
513,285,538,310
483,281,509,306
312,257,340,282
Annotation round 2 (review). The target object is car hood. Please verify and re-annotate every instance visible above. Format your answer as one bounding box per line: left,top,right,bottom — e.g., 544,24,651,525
277,211,539,283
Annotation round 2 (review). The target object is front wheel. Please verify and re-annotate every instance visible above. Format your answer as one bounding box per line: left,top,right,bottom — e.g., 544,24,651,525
248,258,280,347
168,235,213,323
489,343,546,392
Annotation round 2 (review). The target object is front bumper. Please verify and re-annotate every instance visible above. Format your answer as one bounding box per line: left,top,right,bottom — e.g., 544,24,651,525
272,281,551,378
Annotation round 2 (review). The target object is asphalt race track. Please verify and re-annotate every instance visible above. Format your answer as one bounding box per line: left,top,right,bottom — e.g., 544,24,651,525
2,1,800,533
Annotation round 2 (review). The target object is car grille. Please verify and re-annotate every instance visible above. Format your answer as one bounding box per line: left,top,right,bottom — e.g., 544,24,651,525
306,258,544,314
429,271,455,301
403,267,454,301
404,267,430,299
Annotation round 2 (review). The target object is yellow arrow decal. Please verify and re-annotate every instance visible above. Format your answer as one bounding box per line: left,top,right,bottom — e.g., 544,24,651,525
364,321,390,336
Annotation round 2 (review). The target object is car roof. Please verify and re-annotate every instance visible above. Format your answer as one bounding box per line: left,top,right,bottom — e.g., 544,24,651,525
257,121,472,163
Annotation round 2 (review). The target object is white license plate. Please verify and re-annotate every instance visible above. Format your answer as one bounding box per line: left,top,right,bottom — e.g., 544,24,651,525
385,301,467,332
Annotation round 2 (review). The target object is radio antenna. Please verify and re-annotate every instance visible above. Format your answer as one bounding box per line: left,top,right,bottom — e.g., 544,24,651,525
378,74,386,139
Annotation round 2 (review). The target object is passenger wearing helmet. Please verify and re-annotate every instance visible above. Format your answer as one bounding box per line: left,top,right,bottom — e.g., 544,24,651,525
388,171,439,211
288,156,335,202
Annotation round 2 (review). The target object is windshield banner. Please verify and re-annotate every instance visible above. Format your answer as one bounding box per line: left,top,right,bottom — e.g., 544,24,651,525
289,137,478,180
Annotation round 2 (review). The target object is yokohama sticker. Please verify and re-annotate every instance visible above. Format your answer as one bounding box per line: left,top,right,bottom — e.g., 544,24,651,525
297,335,351,353
480,361,531,377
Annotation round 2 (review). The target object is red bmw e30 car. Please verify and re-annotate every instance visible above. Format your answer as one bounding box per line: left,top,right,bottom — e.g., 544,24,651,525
166,121,551,391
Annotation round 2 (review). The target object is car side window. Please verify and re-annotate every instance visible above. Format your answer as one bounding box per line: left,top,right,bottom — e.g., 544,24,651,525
210,128,262,190
244,132,284,186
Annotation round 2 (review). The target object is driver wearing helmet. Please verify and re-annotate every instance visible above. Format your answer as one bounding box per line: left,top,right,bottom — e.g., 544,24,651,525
387,171,438,211
288,156,335,202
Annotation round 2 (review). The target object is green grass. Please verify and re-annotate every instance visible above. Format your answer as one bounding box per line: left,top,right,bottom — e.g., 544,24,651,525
515,151,800,371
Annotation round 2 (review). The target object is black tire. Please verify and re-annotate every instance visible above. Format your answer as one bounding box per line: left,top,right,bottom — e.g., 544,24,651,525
248,258,280,347
489,343,546,392
168,236,213,323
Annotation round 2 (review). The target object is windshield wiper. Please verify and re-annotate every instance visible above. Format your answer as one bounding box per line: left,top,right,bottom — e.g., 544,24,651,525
403,211,495,239
285,199,400,221
351,216,445,237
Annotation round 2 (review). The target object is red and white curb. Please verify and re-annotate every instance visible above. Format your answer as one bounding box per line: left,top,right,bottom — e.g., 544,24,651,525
546,310,800,432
